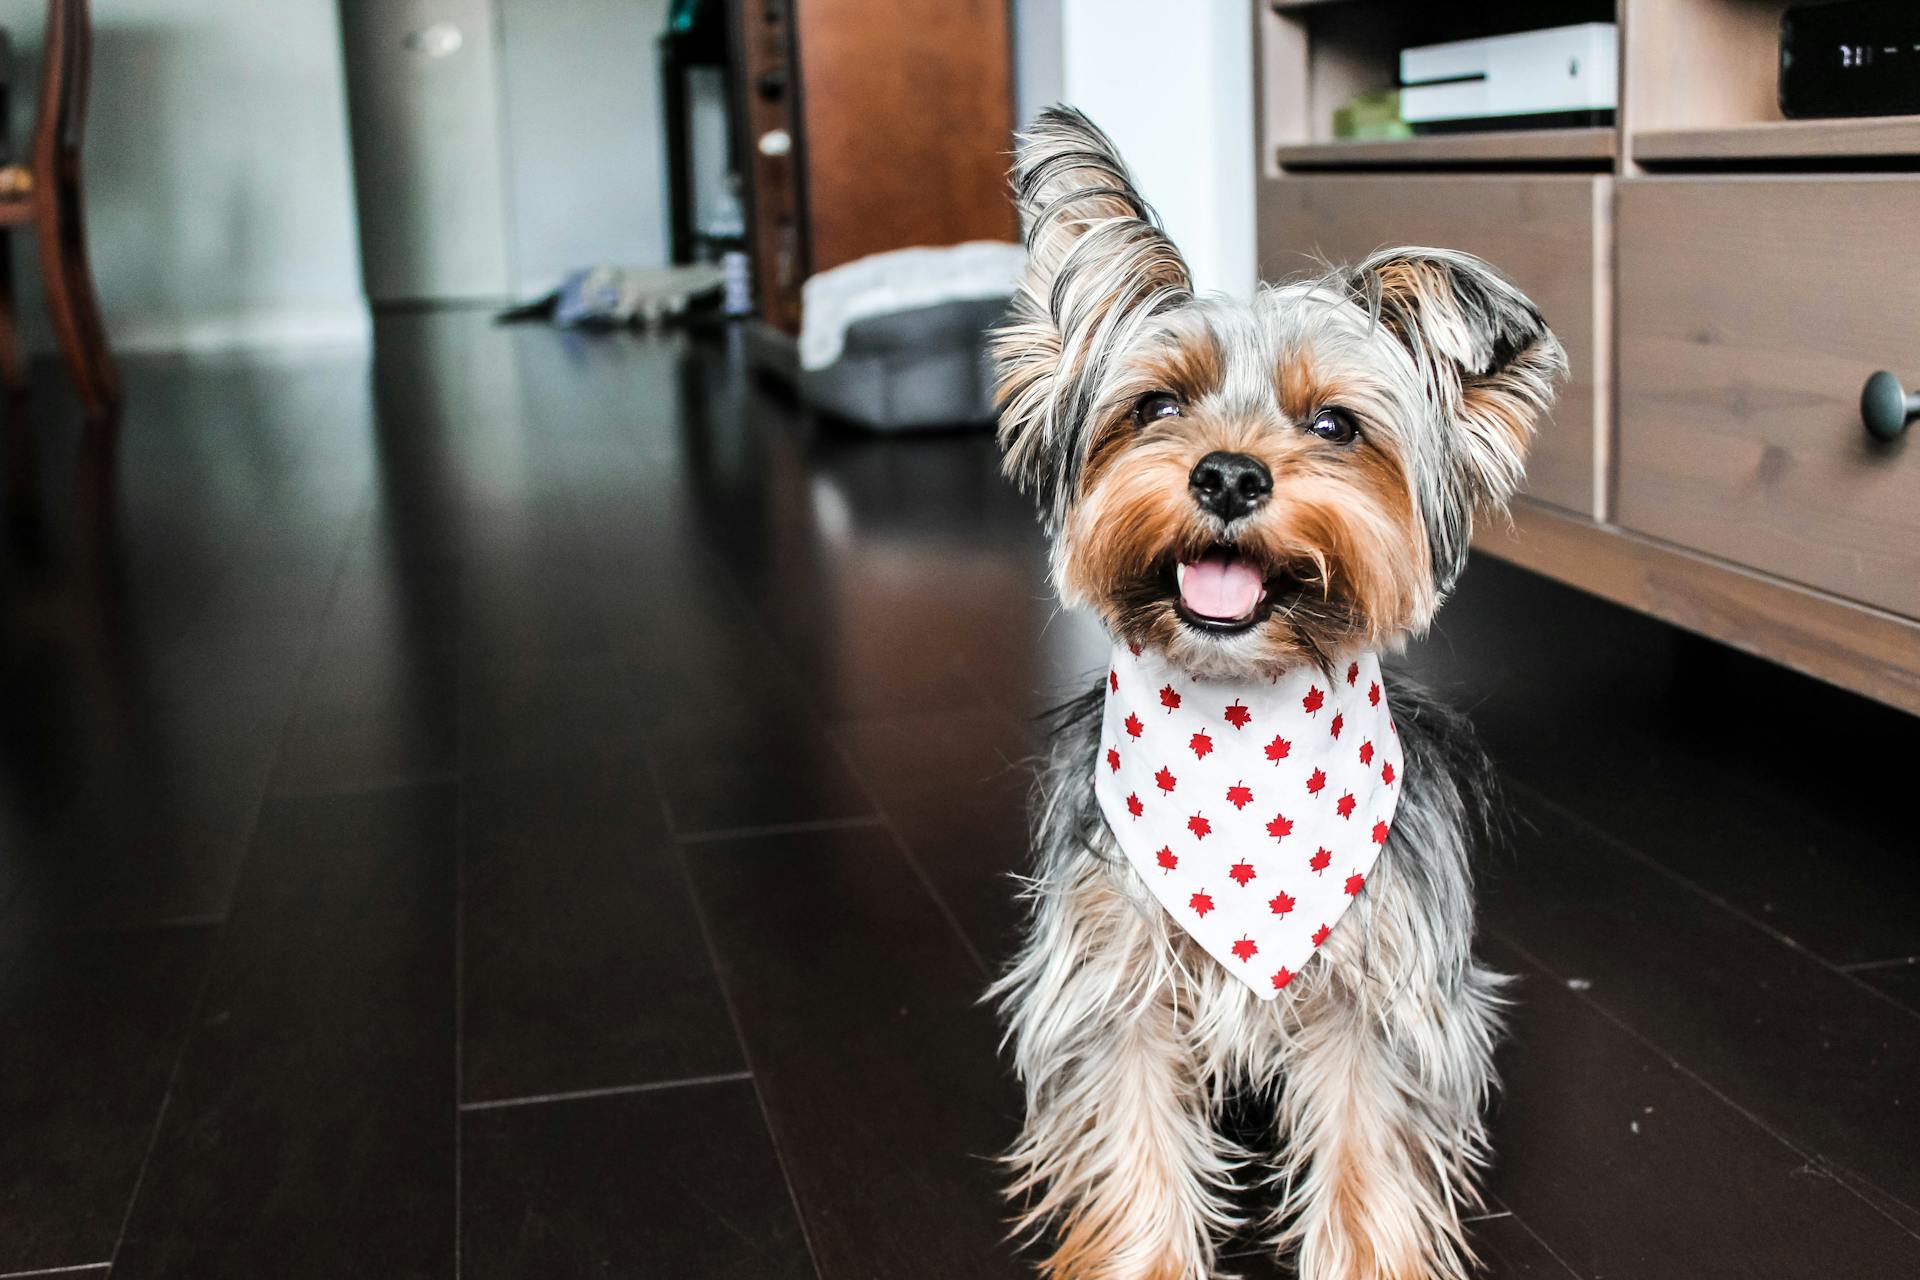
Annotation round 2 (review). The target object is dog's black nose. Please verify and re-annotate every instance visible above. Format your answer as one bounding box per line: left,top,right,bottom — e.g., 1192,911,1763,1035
1188,452,1272,522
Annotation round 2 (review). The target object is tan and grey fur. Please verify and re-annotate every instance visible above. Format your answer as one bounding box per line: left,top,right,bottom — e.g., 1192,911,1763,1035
988,108,1565,1279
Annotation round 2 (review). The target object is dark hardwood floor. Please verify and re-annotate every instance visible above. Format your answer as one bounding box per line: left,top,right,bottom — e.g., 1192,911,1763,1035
2,313,1916,1278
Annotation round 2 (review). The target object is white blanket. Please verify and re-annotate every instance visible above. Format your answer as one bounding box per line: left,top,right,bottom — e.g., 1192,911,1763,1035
798,240,1026,371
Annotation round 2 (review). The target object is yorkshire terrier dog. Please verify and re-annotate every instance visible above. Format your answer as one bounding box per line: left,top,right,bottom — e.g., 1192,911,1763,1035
988,108,1565,1280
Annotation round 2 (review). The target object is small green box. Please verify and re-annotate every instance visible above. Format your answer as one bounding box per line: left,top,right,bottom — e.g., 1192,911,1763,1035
1333,89,1412,141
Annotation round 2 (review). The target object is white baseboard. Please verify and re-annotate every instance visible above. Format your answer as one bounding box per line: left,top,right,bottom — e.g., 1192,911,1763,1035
98,302,373,357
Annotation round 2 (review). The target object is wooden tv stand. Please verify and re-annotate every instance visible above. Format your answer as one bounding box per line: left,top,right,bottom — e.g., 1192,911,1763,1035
1255,0,1920,716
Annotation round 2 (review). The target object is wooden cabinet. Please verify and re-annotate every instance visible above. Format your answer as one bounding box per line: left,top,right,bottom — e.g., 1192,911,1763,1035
729,0,1015,334
1259,174,1608,518
1616,178,1920,618
1256,0,1920,716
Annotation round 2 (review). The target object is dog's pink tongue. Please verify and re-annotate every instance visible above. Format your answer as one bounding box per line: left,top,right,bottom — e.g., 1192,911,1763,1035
1179,550,1263,621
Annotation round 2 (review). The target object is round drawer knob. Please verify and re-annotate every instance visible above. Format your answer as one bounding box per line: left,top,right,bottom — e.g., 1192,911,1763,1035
1860,371,1919,443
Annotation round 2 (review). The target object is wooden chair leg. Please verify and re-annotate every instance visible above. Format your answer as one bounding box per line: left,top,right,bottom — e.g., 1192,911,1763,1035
0,230,31,398
36,193,111,418
57,179,118,408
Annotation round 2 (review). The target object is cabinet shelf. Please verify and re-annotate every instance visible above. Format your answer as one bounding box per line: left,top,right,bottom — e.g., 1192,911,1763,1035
1633,117,1920,163
1274,127,1616,170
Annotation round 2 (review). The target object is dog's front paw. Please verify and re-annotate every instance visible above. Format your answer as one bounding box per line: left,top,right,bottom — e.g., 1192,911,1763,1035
1040,1227,1214,1280
1288,1190,1471,1280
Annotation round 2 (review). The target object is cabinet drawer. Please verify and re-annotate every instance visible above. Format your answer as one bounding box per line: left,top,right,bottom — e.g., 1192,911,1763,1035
1617,179,1920,620
1257,175,1605,518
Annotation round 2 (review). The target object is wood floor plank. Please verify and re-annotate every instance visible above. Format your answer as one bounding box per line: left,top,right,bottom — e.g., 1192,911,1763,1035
1468,1213,1584,1279
0,623,306,932
1857,959,1920,1016
832,707,1037,966
1481,784,1920,1230
1482,937,1920,1277
461,1079,813,1279
681,823,1023,1279
461,656,643,780
459,740,742,1104
270,647,458,799
647,711,876,837
1401,558,1920,971
0,927,214,1275
111,783,458,1279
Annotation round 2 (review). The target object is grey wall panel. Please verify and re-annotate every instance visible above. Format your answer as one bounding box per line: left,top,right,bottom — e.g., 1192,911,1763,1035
339,0,514,304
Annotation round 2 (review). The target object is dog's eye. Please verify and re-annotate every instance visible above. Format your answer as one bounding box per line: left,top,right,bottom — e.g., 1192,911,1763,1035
1304,407,1359,445
1133,391,1183,424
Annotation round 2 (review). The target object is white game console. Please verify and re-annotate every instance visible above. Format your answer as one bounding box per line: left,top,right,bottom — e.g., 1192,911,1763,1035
1399,23,1618,132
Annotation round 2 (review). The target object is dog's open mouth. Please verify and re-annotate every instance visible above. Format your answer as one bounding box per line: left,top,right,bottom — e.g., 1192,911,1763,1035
1172,546,1276,635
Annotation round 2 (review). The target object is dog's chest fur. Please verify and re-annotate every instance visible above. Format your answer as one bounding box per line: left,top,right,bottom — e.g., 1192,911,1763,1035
1002,672,1498,1098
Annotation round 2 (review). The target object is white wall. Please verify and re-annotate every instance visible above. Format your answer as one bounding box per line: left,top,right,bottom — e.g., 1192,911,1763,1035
1059,0,1255,300
0,0,368,353
0,0,1107,353
497,0,671,296
0,0,684,353
1013,0,1065,128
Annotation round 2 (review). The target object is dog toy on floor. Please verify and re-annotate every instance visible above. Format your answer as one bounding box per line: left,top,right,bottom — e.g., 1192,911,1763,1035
988,106,1565,1280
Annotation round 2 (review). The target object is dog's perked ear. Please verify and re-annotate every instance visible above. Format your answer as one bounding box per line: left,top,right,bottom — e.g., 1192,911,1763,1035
992,106,1193,530
1346,247,1567,589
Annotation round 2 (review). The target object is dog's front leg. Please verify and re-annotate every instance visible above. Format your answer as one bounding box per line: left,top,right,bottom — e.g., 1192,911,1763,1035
1268,905,1505,1280
998,872,1239,1280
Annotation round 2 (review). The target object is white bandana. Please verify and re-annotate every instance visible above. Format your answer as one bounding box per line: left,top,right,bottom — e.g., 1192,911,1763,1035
1094,642,1402,1000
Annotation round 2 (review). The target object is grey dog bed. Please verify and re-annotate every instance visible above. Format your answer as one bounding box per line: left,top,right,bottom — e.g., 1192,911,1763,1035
798,296,1008,431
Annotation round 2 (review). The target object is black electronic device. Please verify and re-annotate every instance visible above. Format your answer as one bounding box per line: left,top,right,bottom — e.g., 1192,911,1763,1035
1781,0,1920,119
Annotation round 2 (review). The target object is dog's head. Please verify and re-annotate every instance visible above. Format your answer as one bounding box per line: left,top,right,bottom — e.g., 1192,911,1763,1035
992,107,1566,679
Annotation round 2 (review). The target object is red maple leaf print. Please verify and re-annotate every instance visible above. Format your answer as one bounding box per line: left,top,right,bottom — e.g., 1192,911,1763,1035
1336,792,1356,820
1159,684,1182,714
1266,813,1293,841
1329,712,1344,740
1265,735,1291,764
1368,680,1381,707
1268,890,1295,916
1156,846,1178,873
1309,847,1331,875
1187,813,1212,840
1189,731,1213,760
1302,686,1324,715
1223,700,1251,729
1106,746,1121,772
1189,890,1215,917
1226,782,1254,810
1372,819,1390,846
1125,792,1143,818
1311,923,1331,947
1109,669,1119,693
1345,872,1365,897
1128,641,1143,657
1305,768,1327,795
1229,861,1256,887
1381,761,1395,786
1359,740,1374,766
1155,765,1178,793
1271,966,1295,990
1346,661,1360,686
1124,712,1144,740
1231,936,1258,962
